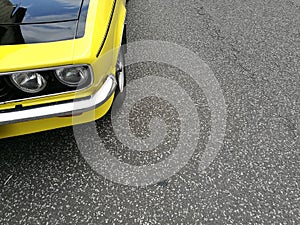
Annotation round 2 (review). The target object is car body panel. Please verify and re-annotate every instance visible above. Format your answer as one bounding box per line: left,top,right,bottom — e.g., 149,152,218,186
0,0,126,139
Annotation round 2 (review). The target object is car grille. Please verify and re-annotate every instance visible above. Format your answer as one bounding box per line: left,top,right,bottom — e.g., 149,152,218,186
0,76,13,102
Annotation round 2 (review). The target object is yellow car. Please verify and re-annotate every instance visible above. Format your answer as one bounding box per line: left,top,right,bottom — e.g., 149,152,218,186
0,0,127,139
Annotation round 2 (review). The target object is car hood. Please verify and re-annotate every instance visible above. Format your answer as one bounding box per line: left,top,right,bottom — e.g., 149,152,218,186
0,0,90,45
0,0,117,74
0,0,83,24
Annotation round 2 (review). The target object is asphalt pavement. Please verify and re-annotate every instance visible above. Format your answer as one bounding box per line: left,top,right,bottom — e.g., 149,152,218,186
0,0,299,224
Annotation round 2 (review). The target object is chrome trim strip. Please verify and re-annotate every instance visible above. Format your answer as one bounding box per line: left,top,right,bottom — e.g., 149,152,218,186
0,64,94,105
0,75,117,125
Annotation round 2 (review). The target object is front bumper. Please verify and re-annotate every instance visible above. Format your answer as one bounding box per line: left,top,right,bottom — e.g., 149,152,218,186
0,75,117,126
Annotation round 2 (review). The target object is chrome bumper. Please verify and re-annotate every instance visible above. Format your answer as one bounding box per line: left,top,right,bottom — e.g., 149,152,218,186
0,75,117,125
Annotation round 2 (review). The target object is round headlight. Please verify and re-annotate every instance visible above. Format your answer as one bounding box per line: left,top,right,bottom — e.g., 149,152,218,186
10,72,47,93
55,66,89,87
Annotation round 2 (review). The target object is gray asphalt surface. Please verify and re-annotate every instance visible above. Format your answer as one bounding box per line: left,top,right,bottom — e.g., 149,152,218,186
0,0,299,224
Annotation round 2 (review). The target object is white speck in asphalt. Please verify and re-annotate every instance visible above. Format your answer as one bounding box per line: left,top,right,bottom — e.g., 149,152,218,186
3,174,13,186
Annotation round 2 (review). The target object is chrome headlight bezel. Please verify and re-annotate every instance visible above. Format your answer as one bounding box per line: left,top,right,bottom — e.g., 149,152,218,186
10,71,48,94
54,65,92,87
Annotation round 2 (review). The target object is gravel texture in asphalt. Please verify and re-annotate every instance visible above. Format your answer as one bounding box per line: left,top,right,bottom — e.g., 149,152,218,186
0,0,299,224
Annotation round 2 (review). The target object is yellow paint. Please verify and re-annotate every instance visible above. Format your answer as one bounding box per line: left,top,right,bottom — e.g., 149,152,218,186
0,0,126,139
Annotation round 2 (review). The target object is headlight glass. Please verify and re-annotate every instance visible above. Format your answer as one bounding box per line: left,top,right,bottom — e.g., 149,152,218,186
55,66,89,87
10,72,47,93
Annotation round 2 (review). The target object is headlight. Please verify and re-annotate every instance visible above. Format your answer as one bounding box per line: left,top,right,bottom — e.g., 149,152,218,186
10,72,47,93
55,66,90,87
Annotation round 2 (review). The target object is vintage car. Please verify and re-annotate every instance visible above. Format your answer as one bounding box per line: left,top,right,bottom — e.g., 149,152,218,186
0,0,127,139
